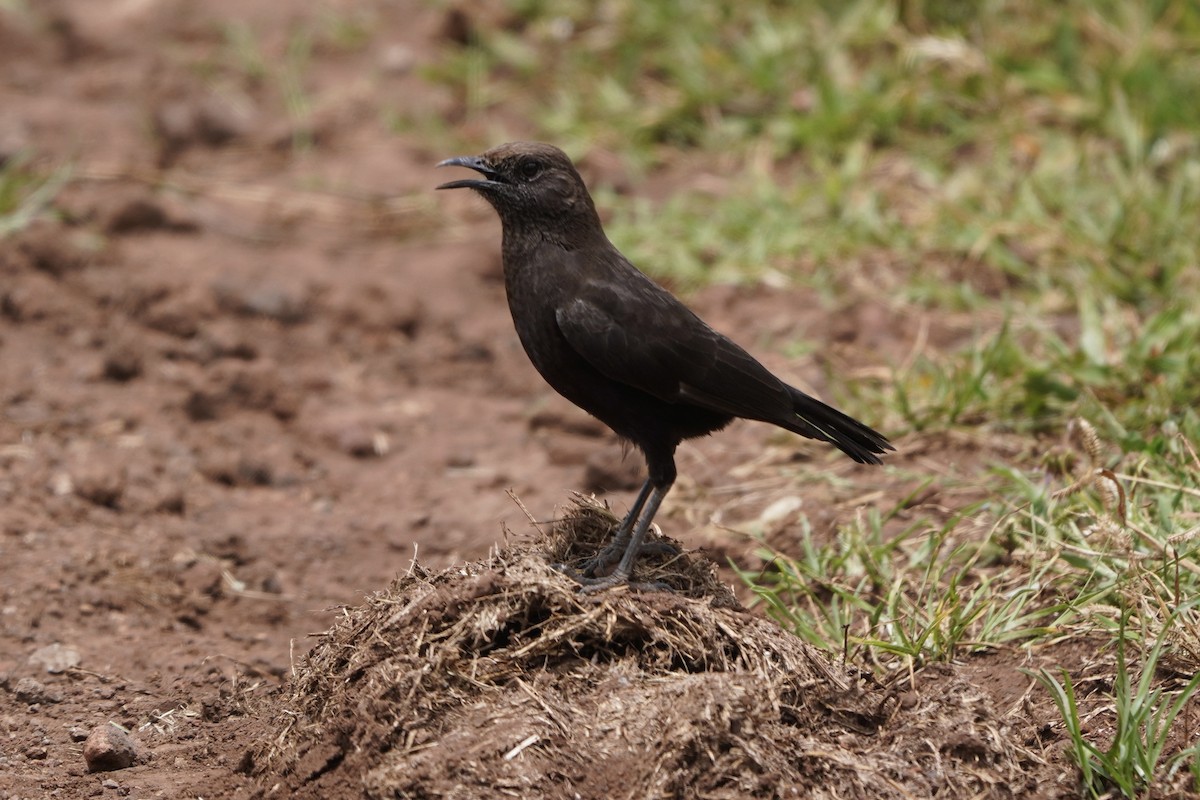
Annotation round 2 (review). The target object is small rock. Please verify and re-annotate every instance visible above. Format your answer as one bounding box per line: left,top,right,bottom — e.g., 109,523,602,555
379,43,415,74
83,723,140,773
69,726,89,742
29,643,81,674
13,676,63,704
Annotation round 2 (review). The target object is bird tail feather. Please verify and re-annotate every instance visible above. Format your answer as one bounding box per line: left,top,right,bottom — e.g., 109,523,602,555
783,387,893,465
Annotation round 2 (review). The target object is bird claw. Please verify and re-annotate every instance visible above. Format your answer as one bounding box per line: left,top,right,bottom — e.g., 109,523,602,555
550,562,671,593
581,539,679,578
577,574,672,594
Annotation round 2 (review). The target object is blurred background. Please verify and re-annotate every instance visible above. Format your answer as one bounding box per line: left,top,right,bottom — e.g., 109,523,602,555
2,0,1199,796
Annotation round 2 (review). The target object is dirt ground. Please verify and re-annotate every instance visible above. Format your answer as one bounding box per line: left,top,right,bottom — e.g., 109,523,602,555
0,2,1170,798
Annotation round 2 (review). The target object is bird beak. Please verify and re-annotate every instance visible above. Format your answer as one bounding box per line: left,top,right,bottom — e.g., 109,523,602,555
436,155,503,191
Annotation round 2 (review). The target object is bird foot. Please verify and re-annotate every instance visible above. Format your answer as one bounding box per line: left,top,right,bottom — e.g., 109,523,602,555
550,563,672,593
581,539,679,578
577,573,672,594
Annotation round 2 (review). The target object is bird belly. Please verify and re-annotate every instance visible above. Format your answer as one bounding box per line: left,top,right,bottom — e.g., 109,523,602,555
513,312,730,449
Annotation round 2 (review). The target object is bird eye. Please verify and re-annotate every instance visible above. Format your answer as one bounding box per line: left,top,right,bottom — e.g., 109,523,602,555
517,159,542,180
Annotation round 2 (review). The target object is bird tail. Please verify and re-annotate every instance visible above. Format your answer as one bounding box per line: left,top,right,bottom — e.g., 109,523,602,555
782,386,893,465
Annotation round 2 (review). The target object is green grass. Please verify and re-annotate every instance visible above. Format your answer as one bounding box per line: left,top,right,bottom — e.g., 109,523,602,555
430,0,1200,302
0,154,71,237
1029,609,1200,799
737,489,1065,667
738,421,1200,666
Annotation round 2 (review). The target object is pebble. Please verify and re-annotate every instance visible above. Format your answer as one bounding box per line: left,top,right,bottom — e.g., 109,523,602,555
379,43,414,74
13,676,63,705
83,723,141,773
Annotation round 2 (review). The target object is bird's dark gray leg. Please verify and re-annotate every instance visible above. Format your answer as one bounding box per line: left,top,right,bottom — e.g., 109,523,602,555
580,479,677,577
578,480,673,592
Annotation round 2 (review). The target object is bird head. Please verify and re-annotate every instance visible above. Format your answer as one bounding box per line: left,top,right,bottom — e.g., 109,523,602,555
437,142,602,242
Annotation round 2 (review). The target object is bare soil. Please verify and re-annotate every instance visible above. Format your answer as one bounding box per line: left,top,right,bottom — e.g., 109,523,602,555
0,2,1169,799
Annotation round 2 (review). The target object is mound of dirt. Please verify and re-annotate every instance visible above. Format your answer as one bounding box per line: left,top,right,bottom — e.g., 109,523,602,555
251,498,1035,799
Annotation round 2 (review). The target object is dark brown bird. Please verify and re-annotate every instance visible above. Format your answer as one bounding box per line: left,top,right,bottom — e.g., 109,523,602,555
438,142,892,590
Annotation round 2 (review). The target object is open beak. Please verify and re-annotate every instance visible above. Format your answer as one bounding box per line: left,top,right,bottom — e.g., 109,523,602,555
436,155,503,191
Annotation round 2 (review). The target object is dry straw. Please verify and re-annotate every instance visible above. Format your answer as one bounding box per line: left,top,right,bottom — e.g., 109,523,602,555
254,496,1036,799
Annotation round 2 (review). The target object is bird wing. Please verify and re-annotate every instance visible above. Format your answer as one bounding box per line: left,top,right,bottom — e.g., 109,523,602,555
553,275,795,423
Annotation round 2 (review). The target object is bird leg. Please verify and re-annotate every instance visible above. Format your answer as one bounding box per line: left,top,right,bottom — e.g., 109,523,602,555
578,481,672,592
581,479,677,577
